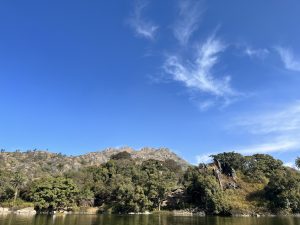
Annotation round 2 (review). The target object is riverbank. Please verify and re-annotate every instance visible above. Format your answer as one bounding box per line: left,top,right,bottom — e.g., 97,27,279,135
0,207,290,217
0,207,36,215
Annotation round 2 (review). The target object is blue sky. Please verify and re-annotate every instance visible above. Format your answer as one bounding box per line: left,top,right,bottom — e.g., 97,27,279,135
0,0,300,166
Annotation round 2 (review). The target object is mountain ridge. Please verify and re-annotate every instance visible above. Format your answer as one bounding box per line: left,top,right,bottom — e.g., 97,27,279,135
0,147,189,178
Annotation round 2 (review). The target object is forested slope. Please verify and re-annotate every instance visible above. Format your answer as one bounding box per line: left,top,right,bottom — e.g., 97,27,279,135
0,149,300,215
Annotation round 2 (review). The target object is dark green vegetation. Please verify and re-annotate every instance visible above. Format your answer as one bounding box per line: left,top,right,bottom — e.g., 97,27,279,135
296,157,300,169
0,149,300,215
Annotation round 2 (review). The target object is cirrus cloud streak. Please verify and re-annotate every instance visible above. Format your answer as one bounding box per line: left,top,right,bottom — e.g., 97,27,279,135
128,0,158,40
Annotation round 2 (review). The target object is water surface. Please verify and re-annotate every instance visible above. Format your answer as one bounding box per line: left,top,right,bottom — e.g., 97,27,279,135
1,214,300,225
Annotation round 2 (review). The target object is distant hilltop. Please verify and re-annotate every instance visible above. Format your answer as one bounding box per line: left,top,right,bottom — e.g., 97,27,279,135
0,147,189,178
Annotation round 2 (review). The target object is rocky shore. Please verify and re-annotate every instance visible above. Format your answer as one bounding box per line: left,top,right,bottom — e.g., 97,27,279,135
0,207,36,215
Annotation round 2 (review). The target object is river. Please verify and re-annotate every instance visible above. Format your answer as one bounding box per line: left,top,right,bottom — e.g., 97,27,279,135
0,214,300,225
1,214,300,225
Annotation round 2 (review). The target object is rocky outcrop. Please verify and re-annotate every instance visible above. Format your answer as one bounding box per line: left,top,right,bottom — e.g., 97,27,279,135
0,207,36,214
80,147,188,168
172,209,205,216
211,159,239,190
164,188,187,209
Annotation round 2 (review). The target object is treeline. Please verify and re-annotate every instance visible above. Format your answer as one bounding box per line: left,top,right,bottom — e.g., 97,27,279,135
0,151,300,215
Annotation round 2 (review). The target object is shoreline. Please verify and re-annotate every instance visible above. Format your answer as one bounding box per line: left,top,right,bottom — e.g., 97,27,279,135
1,207,300,217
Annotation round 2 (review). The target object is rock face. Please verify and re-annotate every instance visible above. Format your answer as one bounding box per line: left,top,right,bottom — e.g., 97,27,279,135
81,147,188,168
165,188,187,209
210,159,239,190
0,147,189,178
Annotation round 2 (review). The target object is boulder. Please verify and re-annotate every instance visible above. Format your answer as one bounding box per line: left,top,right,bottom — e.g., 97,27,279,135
82,207,99,214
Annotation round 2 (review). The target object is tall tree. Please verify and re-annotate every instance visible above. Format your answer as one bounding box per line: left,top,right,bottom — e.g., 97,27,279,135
142,160,177,211
10,171,25,206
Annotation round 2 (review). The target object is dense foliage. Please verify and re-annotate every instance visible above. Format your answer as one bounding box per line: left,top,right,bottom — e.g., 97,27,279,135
265,169,300,214
66,159,178,213
0,150,300,215
183,167,230,215
29,177,79,212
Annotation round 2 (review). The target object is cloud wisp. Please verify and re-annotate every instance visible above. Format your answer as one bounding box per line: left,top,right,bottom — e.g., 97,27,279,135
275,46,300,72
244,47,269,59
128,0,158,40
236,138,299,155
231,101,300,154
196,101,300,163
173,0,204,45
127,0,241,109
235,102,300,135
163,35,238,109
196,138,299,164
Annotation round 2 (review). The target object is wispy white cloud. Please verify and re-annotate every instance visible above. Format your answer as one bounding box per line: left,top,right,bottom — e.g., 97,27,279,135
173,0,204,45
235,101,300,134
244,47,269,59
196,138,299,164
196,140,299,165
196,140,300,166
196,141,295,164
236,138,299,155
163,34,238,108
128,0,158,40
196,101,300,164
231,101,300,154
275,46,300,72
196,100,216,111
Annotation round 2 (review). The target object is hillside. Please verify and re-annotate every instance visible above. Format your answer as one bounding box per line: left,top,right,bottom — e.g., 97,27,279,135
1,150,300,216
0,147,189,178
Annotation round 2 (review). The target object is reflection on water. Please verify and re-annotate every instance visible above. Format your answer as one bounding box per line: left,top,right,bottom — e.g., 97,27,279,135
0,214,300,225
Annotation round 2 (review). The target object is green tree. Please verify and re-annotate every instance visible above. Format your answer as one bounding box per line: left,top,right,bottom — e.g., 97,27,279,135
0,170,14,202
77,189,94,207
30,177,79,212
142,160,177,211
10,171,26,206
183,167,231,215
265,169,300,213
211,152,245,170
246,154,283,176
112,178,151,213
